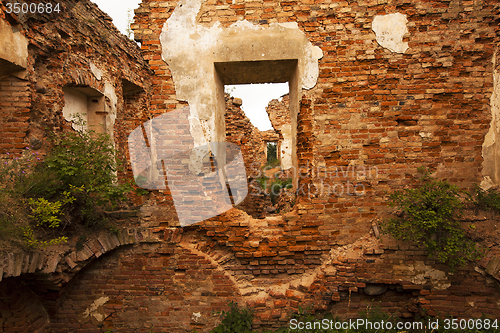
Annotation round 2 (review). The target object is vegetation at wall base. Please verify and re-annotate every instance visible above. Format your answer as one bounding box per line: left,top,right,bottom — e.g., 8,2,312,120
210,301,255,333
269,177,293,205
209,302,499,333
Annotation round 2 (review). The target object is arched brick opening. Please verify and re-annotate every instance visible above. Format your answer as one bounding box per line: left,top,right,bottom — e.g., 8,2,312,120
49,242,241,333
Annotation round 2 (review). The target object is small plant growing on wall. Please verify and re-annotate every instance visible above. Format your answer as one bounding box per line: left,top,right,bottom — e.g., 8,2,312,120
210,301,255,333
472,183,500,213
382,167,483,269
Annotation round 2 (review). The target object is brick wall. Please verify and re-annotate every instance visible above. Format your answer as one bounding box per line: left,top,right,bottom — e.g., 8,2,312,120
266,94,293,169
0,76,30,156
1,0,500,332
267,95,291,131
0,278,49,333
133,0,500,241
50,242,240,333
128,0,500,329
0,0,153,158
13,226,496,332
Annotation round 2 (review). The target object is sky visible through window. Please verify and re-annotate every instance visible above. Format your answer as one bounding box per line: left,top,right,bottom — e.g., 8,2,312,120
225,83,289,131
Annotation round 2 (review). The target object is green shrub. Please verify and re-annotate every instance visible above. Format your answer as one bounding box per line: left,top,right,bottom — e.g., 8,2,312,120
269,178,293,205
382,167,482,269
472,184,500,213
0,190,25,246
0,114,133,247
28,190,75,228
25,115,132,226
211,301,255,333
22,226,67,249
0,150,42,246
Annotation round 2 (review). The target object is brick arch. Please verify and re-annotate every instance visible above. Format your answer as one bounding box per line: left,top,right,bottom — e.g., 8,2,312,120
50,241,241,333
0,227,246,332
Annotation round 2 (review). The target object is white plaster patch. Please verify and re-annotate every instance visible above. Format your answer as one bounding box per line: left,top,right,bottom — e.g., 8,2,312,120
62,87,87,130
104,81,118,135
89,62,103,80
481,176,494,191
372,13,409,54
483,67,499,149
82,296,109,323
0,19,29,69
191,312,201,322
298,273,316,290
409,261,451,290
279,124,293,169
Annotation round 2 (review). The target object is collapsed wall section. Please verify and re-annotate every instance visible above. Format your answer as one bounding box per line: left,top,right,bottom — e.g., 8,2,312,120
132,0,500,243
130,1,500,326
0,0,153,331
0,0,152,159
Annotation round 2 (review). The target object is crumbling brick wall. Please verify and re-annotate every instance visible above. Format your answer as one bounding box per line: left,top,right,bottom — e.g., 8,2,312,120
225,94,266,174
128,0,500,329
0,0,152,158
0,77,30,155
267,95,290,129
1,0,500,332
0,0,153,331
131,0,499,243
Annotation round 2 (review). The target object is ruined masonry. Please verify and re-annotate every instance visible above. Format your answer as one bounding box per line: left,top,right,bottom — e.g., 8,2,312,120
1,0,500,332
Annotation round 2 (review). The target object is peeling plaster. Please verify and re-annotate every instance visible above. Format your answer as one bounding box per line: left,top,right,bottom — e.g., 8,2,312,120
394,261,451,290
61,79,117,138
481,51,500,189
372,13,409,54
279,124,293,169
0,19,29,70
160,0,323,172
82,296,110,323
191,312,201,322
89,62,103,81
104,81,118,136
